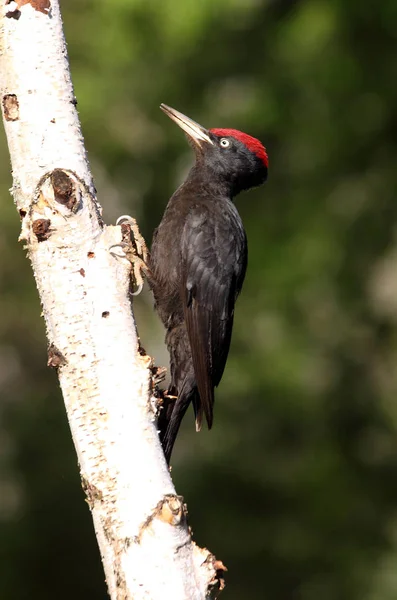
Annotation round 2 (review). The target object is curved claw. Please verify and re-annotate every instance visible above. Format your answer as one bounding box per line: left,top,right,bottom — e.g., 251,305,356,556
116,215,137,227
109,242,130,258
109,242,146,295
131,282,144,296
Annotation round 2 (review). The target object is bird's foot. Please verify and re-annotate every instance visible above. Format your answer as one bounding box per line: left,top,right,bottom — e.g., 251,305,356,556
156,390,178,441
153,389,177,413
116,215,149,263
110,242,146,295
150,365,167,387
110,216,150,295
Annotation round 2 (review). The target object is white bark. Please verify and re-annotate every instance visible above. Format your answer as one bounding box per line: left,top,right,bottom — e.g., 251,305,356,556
0,2,223,598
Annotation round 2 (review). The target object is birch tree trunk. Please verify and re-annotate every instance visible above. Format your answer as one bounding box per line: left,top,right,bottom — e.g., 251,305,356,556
0,2,224,598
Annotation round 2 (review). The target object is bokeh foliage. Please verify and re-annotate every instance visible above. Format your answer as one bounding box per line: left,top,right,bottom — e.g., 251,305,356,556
1,0,397,598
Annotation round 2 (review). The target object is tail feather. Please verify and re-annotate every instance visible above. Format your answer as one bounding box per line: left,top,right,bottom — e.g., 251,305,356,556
161,388,196,464
160,323,206,463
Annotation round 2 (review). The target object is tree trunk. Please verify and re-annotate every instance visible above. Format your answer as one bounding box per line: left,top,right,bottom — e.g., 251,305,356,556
0,2,223,598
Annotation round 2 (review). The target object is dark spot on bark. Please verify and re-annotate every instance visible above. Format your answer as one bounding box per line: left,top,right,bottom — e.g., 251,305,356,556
19,209,27,220
102,311,110,318
70,96,78,106
87,251,95,259
122,537,132,550
79,268,85,277
14,0,51,15
47,343,66,368
5,9,21,19
32,218,51,242
51,169,76,211
81,476,103,509
101,516,114,543
115,570,125,588
2,94,19,121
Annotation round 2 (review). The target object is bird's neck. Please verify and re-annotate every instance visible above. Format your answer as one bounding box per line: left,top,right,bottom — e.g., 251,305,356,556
184,164,236,199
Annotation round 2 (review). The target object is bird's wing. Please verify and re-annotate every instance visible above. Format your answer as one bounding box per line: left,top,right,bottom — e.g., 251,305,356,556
181,201,247,430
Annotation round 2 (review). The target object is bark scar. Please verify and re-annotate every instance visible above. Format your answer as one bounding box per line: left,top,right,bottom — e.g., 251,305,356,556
47,343,67,368
32,169,102,224
81,475,103,508
2,94,19,121
135,494,186,543
51,169,77,211
10,0,51,15
32,218,51,241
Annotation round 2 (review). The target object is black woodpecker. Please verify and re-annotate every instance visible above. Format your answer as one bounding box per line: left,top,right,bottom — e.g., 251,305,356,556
150,104,268,463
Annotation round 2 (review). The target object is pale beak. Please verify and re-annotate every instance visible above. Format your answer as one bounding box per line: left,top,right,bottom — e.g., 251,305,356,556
160,104,214,146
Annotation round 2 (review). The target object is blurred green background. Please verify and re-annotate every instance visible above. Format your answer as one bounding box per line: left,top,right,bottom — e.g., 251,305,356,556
1,0,397,598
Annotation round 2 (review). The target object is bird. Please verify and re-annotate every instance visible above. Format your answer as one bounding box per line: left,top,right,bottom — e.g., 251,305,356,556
150,104,268,463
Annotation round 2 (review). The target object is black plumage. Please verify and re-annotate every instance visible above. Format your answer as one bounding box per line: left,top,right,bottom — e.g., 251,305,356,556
150,105,268,463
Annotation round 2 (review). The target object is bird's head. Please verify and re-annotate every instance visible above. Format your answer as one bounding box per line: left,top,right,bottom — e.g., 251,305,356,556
160,104,268,196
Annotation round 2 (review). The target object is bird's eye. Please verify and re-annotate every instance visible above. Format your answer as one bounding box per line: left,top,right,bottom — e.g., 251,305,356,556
220,138,230,148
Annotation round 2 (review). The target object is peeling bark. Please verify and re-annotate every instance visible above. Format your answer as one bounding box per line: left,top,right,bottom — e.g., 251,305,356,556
0,2,224,598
